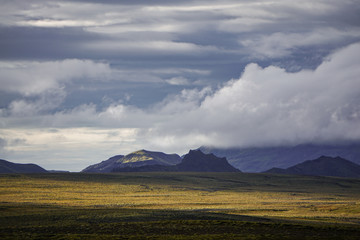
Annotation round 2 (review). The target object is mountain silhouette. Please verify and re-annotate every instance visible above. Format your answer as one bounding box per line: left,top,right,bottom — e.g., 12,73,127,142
264,156,360,178
113,150,240,172
0,159,48,173
200,142,360,172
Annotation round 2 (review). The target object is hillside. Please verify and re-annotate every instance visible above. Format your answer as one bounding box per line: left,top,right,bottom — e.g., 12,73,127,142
82,150,181,173
0,159,48,173
113,150,240,172
264,156,360,178
200,142,360,172
82,155,124,173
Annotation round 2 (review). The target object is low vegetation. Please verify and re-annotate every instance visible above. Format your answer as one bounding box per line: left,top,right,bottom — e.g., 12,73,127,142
1,172,360,239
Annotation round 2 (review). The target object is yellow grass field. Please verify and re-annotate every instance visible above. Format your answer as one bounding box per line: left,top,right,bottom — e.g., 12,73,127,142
1,172,360,239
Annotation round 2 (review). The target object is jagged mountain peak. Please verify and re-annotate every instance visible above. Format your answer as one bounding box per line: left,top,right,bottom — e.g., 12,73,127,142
178,149,240,172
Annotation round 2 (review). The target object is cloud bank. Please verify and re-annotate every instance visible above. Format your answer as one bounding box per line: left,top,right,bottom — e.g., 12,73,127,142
148,43,360,148
1,43,359,170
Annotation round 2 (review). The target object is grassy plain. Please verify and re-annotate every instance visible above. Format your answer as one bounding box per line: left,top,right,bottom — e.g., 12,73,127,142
1,172,360,239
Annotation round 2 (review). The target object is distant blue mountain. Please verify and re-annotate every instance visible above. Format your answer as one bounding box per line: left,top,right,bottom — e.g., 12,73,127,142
200,142,360,172
0,159,48,173
264,156,360,178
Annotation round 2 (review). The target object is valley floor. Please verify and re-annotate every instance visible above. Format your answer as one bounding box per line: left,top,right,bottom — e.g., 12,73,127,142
1,172,360,239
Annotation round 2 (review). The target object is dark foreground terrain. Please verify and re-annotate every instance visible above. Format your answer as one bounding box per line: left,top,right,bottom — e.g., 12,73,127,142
1,172,360,239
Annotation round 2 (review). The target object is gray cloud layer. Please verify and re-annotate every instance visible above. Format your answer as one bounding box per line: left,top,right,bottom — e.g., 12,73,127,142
2,43,359,148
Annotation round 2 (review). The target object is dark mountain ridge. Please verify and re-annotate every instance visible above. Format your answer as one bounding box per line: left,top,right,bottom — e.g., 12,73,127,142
200,142,360,172
0,159,48,173
113,150,240,172
264,156,360,178
177,149,239,172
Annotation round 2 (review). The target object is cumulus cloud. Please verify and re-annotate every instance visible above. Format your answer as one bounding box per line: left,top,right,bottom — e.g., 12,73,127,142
147,42,360,149
7,90,66,116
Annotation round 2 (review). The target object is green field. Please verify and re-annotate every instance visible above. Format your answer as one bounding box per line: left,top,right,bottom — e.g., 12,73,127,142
1,172,360,239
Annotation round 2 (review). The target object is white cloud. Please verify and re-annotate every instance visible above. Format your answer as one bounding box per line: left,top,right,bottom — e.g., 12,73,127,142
240,28,360,58
13,1,129,28
7,91,65,117
165,77,190,85
0,59,111,96
147,42,360,148
83,40,218,55
85,22,184,34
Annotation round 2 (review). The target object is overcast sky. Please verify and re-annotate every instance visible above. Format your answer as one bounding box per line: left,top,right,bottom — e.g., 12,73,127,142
1,0,360,171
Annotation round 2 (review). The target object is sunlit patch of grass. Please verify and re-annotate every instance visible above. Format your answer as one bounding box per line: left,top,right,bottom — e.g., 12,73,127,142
1,172,360,239
1,173,360,219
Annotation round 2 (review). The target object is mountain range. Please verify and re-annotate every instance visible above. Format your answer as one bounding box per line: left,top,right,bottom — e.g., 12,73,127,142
2,142,360,177
200,142,360,172
264,156,360,178
82,150,182,173
113,150,240,172
0,159,48,174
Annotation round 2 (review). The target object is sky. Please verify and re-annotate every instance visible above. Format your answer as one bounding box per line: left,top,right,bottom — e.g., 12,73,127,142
1,0,360,171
